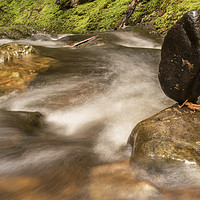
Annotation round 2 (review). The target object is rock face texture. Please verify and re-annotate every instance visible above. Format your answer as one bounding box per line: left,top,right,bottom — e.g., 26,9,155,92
159,10,200,103
128,105,200,166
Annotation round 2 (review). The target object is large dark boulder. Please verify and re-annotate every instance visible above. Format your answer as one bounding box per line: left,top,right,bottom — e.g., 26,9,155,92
159,10,200,103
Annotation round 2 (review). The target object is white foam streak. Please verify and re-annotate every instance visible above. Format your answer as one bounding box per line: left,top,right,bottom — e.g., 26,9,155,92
112,31,161,49
0,32,174,162
46,53,173,161
0,33,73,48
0,39,14,45
0,79,79,111
0,148,67,174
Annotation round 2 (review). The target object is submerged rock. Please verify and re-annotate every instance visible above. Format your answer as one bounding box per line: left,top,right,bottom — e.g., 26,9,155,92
0,43,37,63
159,10,200,103
0,43,55,96
89,159,159,200
128,105,200,166
0,110,44,137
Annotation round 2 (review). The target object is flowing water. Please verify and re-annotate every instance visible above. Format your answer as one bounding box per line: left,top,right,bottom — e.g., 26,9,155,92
0,28,199,200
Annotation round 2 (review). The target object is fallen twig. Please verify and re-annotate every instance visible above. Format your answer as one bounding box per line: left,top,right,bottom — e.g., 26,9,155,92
178,99,189,108
64,35,99,47
178,99,200,111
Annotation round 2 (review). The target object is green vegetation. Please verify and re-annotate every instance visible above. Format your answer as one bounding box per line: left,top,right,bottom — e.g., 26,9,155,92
0,0,130,35
132,0,200,34
0,0,199,36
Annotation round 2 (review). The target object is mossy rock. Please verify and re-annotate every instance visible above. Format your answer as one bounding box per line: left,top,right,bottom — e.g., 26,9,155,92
1,0,200,34
0,44,55,96
128,105,200,166
0,26,36,40
0,43,37,63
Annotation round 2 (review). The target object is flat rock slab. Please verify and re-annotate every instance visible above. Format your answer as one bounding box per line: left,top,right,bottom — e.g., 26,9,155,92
128,105,200,166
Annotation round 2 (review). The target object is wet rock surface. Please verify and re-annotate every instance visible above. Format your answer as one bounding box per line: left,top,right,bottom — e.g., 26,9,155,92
0,43,55,96
128,105,200,166
159,10,200,103
0,110,44,136
0,43,37,63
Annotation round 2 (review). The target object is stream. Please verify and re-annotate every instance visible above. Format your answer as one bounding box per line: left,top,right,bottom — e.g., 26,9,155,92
0,28,198,200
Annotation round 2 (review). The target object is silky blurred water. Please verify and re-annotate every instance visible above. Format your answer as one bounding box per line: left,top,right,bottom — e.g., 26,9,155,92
0,29,199,200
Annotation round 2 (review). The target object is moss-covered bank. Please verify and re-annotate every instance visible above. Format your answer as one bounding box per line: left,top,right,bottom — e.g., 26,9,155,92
133,0,200,35
0,0,199,36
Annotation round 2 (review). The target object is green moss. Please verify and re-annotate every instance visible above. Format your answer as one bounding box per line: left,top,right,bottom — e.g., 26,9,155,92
0,0,200,35
132,0,200,33
0,0,131,34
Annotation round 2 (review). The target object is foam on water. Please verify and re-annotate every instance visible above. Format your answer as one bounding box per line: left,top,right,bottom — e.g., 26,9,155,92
111,31,162,49
1,31,200,195
0,33,73,48
0,39,14,45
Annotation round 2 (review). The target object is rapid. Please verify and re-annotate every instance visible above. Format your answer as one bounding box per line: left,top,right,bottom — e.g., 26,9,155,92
0,28,198,200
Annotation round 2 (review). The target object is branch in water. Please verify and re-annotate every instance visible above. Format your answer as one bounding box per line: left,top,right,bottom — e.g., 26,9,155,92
64,35,99,47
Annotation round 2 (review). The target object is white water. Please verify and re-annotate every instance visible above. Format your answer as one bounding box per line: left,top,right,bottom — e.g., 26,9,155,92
1,30,200,200
0,31,174,162
0,33,72,47
111,31,162,49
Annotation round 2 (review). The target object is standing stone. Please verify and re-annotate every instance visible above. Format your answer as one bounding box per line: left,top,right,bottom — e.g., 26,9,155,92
159,10,200,103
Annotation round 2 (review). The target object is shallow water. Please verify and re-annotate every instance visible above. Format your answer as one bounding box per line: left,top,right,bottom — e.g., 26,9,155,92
0,29,199,199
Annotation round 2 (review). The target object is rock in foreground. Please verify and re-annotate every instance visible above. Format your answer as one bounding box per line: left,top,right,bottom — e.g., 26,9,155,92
159,10,200,103
128,105,200,166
